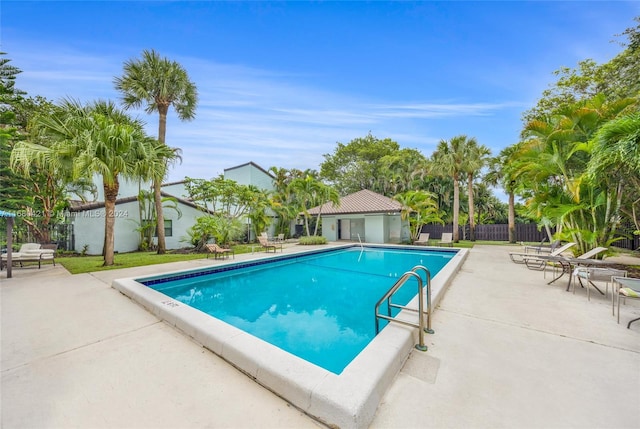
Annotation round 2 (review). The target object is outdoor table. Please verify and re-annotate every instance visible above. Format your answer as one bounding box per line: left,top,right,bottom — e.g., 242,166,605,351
564,258,616,293
532,255,615,292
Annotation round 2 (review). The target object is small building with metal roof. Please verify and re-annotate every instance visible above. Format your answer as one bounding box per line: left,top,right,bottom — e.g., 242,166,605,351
307,189,410,244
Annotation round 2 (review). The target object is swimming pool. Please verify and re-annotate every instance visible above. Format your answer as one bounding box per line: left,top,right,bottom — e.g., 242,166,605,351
113,243,467,429
142,246,453,374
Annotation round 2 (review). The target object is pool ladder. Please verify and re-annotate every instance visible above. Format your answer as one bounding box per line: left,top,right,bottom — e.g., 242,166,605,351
374,265,434,351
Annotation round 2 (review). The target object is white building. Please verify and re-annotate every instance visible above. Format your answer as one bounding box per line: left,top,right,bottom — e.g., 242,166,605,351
68,162,275,255
307,189,411,244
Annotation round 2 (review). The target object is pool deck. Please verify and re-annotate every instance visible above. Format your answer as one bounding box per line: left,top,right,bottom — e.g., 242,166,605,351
2,244,639,428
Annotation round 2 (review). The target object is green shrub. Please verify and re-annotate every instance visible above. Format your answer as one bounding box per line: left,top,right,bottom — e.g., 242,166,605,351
298,236,327,245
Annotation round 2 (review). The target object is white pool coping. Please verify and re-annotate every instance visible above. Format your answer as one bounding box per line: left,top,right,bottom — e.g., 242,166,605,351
112,244,468,429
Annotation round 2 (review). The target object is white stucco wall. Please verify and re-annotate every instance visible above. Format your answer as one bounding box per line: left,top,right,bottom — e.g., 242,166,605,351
321,216,338,241
317,213,409,244
224,163,274,191
162,182,190,199
78,175,150,202
71,200,204,254
164,204,207,249
365,215,385,243
71,201,140,255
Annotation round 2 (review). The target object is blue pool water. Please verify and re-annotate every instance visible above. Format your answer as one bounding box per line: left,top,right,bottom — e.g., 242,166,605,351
143,246,455,374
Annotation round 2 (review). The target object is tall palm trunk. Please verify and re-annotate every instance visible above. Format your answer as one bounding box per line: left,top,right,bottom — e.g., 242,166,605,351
313,208,323,236
103,176,120,266
304,216,311,237
155,105,169,254
452,174,460,242
508,191,515,243
467,173,476,241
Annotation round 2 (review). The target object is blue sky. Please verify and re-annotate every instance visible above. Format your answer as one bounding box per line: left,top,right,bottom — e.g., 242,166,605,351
1,1,637,188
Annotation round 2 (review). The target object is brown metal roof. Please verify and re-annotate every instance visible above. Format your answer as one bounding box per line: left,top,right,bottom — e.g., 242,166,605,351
307,189,402,215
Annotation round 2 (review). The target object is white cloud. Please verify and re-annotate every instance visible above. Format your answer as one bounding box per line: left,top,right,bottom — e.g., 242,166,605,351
8,41,521,183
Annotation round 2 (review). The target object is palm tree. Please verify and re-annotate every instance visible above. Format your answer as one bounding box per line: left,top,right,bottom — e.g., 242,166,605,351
517,95,635,253
588,112,640,235
430,135,472,242
11,99,176,266
394,190,444,242
114,49,198,254
462,139,491,241
312,183,340,236
288,175,340,236
486,145,522,243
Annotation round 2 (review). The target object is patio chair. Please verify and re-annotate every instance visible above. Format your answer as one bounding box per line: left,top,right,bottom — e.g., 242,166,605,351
205,243,234,259
510,242,576,265
414,233,430,246
258,236,279,253
615,277,640,328
438,233,453,247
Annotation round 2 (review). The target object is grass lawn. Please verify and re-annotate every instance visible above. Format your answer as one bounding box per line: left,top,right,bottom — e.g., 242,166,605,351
57,244,256,275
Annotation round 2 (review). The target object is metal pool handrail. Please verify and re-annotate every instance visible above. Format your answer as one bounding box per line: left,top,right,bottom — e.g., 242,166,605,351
374,265,433,351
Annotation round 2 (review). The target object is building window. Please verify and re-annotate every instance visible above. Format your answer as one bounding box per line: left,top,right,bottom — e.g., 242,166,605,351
146,219,173,237
163,219,173,237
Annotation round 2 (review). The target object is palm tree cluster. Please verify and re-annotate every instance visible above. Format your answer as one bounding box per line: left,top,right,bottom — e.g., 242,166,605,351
268,167,339,238
495,18,640,253
321,133,495,243
6,50,196,266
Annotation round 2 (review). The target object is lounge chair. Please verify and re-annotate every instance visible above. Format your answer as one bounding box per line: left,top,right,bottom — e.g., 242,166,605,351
0,243,56,270
205,243,234,259
524,239,561,254
615,277,640,328
520,245,610,288
438,233,453,247
414,233,430,246
258,236,279,253
574,246,608,260
509,242,576,264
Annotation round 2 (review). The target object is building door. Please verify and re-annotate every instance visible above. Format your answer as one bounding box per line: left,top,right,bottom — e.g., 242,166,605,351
339,219,350,240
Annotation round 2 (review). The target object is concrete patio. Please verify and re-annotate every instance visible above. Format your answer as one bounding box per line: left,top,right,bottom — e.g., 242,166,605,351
2,244,639,428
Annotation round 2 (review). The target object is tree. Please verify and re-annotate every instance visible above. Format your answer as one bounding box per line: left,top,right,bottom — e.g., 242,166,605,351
320,133,400,195
462,139,491,241
516,95,636,253
288,175,340,236
1,54,86,243
186,215,244,249
523,17,639,123
430,135,473,242
0,53,29,213
184,176,274,243
114,49,198,254
394,190,444,243
588,112,640,236
11,99,177,266
486,145,522,243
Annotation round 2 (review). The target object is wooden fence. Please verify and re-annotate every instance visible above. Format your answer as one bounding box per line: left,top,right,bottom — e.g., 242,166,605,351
421,223,638,251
